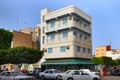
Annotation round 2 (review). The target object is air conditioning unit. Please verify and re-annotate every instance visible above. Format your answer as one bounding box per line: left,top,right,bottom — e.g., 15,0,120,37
66,46,70,49
43,48,47,52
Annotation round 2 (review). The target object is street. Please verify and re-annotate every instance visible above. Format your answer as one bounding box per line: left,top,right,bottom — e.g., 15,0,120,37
102,76,120,80
36,76,120,80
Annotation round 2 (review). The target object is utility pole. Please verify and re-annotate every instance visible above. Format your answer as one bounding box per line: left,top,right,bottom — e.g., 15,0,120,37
24,22,26,27
17,18,19,30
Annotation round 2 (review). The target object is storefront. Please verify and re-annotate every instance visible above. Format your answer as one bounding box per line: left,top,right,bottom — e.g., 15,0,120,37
41,59,94,72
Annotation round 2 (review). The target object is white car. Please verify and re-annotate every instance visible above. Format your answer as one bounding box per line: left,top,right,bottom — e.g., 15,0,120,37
0,71,35,80
80,69,101,76
39,69,61,80
58,70,101,80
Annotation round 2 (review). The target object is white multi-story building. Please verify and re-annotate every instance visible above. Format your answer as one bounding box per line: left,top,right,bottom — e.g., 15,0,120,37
39,5,93,71
106,49,120,60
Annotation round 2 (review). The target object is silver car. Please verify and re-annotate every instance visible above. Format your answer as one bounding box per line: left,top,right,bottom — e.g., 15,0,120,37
39,69,61,80
80,69,101,77
58,70,101,80
0,71,35,80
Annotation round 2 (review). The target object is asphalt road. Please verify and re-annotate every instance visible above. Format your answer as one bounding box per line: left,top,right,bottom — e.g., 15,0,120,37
102,76,120,80
36,76,120,80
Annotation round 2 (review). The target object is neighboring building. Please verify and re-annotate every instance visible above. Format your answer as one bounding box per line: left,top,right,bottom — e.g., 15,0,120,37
95,45,120,60
12,30,33,48
95,45,111,57
106,49,120,60
1,27,41,71
20,27,41,49
18,27,41,69
40,5,93,71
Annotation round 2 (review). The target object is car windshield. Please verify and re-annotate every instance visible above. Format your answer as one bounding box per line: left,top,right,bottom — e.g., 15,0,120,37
81,69,90,72
65,70,71,74
54,70,61,73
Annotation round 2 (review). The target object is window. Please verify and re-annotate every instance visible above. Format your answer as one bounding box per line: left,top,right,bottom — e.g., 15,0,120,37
42,36,45,44
81,71,88,75
42,16,44,22
80,34,82,39
48,48,53,53
83,48,86,53
42,27,45,33
62,32,68,38
49,34,55,41
50,71,53,73
65,71,71,74
84,24,87,27
73,32,77,36
79,22,82,26
73,71,80,75
60,46,66,52
88,49,91,54
45,71,49,73
84,36,87,40
77,46,80,52
62,17,68,24
50,21,55,27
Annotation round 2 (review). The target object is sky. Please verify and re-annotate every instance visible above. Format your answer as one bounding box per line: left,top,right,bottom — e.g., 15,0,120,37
0,0,120,53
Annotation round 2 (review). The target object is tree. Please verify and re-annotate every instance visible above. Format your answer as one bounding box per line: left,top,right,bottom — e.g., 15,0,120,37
111,59,117,66
92,57,101,64
0,28,13,49
99,56,113,66
114,59,120,66
92,56,113,66
0,50,8,65
8,46,43,64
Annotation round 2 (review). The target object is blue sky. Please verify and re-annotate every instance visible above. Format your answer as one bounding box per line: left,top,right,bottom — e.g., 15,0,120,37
0,0,120,53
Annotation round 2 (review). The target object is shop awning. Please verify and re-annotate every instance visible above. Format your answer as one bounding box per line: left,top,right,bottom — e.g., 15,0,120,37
41,59,93,66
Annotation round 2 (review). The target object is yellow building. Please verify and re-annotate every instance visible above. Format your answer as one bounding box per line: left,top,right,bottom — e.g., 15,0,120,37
95,45,111,57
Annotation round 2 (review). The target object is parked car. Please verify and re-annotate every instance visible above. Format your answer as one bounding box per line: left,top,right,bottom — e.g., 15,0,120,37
80,69,101,76
58,70,101,80
39,69,61,80
111,68,120,76
0,71,35,80
33,68,42,79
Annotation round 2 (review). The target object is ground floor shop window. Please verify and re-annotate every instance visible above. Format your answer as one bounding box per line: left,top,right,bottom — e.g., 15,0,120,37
41,64,95,72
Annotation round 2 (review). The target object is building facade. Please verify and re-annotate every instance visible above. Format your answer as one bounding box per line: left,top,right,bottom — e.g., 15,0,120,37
95,45,120,60
12,30,33,48
40,5,93,71
95,45,111,57
20,27,41,49
106,49,120,60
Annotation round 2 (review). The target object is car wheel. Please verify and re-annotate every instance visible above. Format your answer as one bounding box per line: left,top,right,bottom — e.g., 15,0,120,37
41,75,45,80
56,75,62,80
67,77,74,80
56,76,60,80
93,78,98,80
